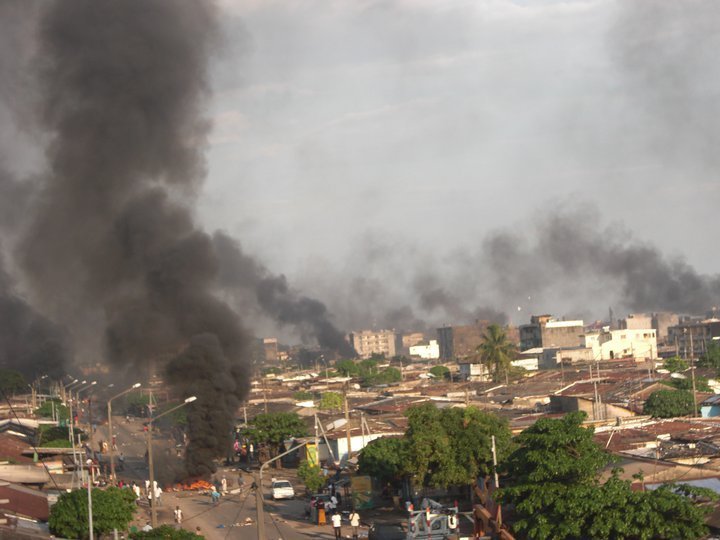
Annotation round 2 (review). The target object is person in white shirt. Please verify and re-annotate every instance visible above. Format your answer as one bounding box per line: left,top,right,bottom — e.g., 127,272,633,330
174,506,183,525
349,510,360,540
331,512,342,540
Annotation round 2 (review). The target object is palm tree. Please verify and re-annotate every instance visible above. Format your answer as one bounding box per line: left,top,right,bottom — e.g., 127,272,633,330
476,324,517,384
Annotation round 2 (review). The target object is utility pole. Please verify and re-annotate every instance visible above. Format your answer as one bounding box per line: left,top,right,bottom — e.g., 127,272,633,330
690,331,698,417
255,472,266,540
491,435,501,527
343,383,352,464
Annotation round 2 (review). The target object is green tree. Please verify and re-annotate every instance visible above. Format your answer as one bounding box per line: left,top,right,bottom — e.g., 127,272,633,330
362,367,402,387
335,359,359,377
318,392,343,410
131,524,203,539
248,412,308,468
644,389,696,418
293,390,314,401
663,356,688,373
35,399,70,422
429,365,450,380
49,487,136,539
699,342,720,373
404,403,511,488
297,459,327,493
476,324,517,383
498,412,714,540
358,437,408,485
0,369,27,395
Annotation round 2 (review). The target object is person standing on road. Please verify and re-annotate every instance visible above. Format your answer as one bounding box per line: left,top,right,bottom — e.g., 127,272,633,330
174,506,183,525
331,512,342,539
349,509,360,540
221,475,228,494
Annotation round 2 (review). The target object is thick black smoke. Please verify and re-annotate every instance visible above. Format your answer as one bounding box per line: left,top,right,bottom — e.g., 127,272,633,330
213,232,356,357
0,252,69,379
14,0,249,476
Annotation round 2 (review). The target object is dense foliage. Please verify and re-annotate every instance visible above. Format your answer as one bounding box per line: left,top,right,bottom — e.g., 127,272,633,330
644,389,696,418
333,358,402,386
35,398,70,422
0,369,27,395
699,343,720,373
498,412,715,540
293,390,314,401
357,437,408,485
662,356,688,373
248,412,308,466
429,365,450,380
358,404,511,488
49,487,136,539
318,392,343,410
298,459,327,493
131,525,204,539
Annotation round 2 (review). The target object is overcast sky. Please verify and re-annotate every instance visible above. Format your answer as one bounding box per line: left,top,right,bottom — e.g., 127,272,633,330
188,0,720,330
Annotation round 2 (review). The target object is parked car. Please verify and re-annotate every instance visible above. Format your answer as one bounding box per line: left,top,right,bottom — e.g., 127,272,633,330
271,479,295,500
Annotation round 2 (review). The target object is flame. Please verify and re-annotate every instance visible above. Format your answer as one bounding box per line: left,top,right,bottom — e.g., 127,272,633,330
173,478,214,491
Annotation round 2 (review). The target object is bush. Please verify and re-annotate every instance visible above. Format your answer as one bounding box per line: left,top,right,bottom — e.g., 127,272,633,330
36,399,70,422
429,366,450,380
49,487,136,539
644,390,695,418
318,392,343,411
298,460,326,493
293,390,314,401
131,525,203,539
663,356,688,373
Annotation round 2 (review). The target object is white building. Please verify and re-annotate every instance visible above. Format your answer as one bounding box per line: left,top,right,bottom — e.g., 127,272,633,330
583,328,657,360
409,340,440,360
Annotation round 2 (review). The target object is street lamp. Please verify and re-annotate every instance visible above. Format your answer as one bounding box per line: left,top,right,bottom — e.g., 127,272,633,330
107,383,141,483
85,458,95,540
146,396,197,528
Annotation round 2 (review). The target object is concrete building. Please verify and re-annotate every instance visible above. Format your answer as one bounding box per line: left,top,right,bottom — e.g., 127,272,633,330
519,315,584,351
436,320,492,360
409,340,440,360
583,328,657,360
668,319,720,358
401,332,426,353
652,313,679,344
619,313,653,330
348,329,400,359
263,338,279,363
458,362,490,382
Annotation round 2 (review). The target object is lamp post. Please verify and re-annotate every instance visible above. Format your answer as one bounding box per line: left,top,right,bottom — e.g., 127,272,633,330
256,441,308,540
146,396,197,528
107,383,141,483
86,458,94,540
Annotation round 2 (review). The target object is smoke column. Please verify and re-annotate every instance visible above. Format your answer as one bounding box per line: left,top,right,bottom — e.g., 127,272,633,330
15,0,248,476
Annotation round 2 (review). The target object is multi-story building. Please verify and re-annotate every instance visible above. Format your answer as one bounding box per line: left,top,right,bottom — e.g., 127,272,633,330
436,320,492,360
583,328,657,360
519,315,584,352
401,332,426,354
652,312,679,344
263,338,279,363
348,329,400,359
668,319,720,358
409,340,440,360
619,313,653,330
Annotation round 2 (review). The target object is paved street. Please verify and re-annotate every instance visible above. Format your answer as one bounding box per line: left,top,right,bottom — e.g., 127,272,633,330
98,414,365,539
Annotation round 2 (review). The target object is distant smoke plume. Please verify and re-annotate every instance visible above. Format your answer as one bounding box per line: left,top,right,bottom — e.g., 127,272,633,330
479,209,720,316
213,232,356,356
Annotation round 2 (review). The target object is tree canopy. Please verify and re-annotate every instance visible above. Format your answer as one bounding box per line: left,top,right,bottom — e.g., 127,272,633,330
248,412,308,465
49,487,136,539
476,324,517,383
0,369,27,395
429,365,450,380
498,412,715,540
357,437,408,485
663,356,688,373
644,389,695,418
404,403,511,487
298,459,327,493
318,392,343,410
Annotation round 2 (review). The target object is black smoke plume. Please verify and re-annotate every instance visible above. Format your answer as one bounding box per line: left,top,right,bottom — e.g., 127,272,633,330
213,232,356,357
15,0,249,476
